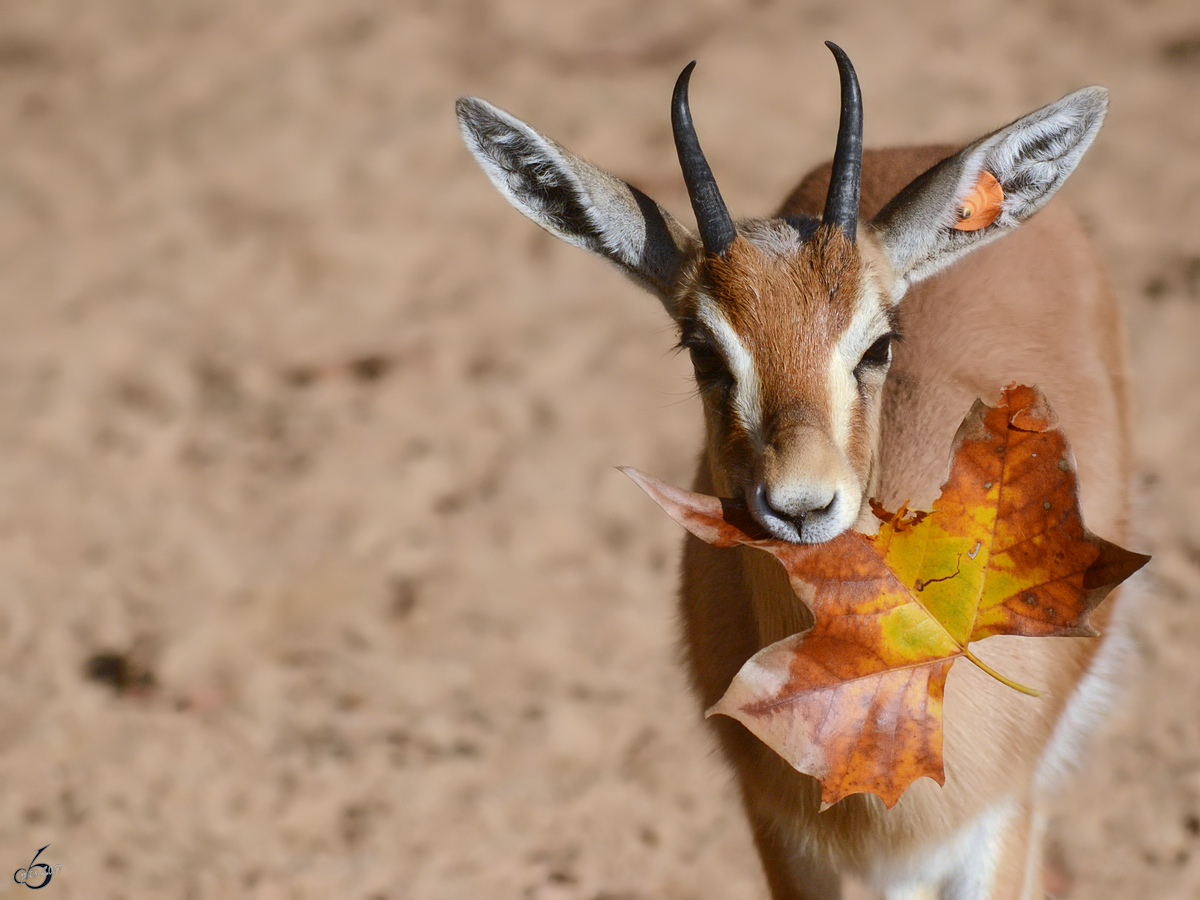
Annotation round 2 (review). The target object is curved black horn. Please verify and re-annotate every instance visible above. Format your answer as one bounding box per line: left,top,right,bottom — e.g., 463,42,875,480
822,42,863,241
672,61,736,257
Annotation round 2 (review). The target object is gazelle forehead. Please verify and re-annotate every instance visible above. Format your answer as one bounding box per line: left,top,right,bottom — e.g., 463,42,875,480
698,225,868,364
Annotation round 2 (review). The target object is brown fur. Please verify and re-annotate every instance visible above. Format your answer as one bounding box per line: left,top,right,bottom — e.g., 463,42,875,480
711,230,862,433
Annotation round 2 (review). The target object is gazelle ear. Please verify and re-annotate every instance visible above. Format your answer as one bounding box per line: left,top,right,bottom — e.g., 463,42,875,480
871,87,1108,300
456,97,694,309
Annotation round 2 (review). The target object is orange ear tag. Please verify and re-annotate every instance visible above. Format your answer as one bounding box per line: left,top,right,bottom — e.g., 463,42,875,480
952,170,1004,231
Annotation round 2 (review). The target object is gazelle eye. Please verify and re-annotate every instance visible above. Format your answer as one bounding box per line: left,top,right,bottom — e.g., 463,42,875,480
686,342,732,388
857,334,893,370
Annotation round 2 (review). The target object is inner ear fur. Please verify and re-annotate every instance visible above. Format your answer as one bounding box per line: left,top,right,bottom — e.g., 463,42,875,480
870,86,1108,298
456,96,695,309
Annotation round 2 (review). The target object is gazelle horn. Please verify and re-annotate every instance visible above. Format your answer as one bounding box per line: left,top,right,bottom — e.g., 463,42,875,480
822,42,863,241
672,62,737,257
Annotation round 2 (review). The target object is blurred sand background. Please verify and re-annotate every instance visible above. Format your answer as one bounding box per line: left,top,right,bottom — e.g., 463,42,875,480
0,1,1197,897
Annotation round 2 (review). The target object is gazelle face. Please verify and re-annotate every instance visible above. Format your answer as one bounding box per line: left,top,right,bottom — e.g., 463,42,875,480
678,221,896,543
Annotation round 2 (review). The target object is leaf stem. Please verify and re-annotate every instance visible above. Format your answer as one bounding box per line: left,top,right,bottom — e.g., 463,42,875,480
961,648,1043,697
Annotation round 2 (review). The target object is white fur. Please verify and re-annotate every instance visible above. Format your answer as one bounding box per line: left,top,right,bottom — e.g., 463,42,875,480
831,284,891,448
1018,806,1049,900
873,799,1016,900
695,294,765,449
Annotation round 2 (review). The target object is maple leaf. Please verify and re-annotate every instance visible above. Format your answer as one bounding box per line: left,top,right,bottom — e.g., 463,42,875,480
622,384,1149,809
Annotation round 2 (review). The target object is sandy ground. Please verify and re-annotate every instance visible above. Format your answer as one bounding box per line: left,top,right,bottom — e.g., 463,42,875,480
0,1,1197,898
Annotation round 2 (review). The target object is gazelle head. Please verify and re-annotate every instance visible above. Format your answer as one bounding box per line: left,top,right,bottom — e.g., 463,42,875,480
457,44,1106,543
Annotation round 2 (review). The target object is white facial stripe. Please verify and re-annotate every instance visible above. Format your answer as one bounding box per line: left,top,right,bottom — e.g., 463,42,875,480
826,346,859,451
695,296,764,446
828,285,890,448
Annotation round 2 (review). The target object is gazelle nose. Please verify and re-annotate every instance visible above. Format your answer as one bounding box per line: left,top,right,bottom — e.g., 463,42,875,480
757,483,839,537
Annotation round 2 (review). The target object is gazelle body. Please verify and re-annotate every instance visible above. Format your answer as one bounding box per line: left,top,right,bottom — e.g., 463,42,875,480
458,45,1130,900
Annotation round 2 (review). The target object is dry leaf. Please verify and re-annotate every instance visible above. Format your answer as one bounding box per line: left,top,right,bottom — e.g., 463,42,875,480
622,384,1148,808
952,170,1005,231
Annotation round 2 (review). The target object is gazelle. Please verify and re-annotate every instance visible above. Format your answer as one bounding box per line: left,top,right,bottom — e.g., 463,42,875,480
457,43,1131,900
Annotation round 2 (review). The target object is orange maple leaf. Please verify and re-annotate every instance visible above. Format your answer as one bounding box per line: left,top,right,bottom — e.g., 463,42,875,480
622,384,1148,809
